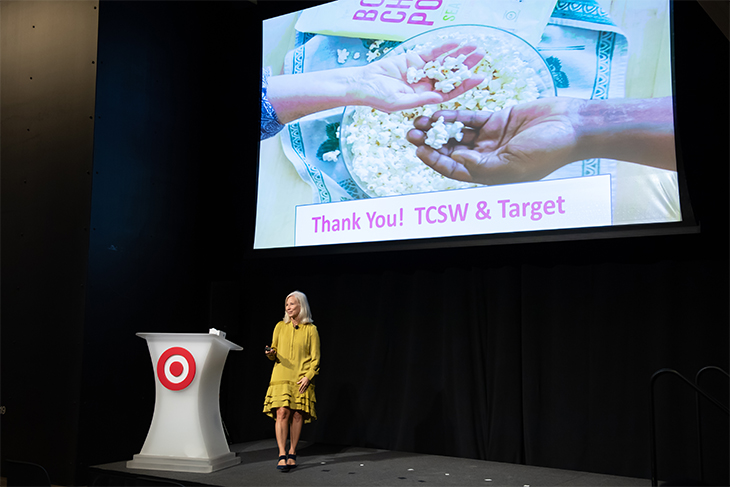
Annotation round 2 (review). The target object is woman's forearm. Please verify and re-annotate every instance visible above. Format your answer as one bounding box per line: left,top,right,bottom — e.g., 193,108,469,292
572,96,676,170
266,68,363,125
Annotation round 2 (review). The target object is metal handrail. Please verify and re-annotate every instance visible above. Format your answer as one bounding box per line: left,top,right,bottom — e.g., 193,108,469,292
649,368,729,487
694,366,729,485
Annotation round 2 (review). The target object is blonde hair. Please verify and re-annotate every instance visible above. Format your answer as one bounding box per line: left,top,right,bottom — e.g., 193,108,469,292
283,290,313,324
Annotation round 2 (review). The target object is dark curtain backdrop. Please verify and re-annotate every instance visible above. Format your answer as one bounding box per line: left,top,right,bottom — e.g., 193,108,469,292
227,250,727,483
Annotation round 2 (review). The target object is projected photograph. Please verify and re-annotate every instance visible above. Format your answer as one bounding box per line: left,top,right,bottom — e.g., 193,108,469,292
257,0,678,249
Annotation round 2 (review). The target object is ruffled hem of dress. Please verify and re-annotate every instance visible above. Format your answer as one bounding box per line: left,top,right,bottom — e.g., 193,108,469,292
263,381,317,423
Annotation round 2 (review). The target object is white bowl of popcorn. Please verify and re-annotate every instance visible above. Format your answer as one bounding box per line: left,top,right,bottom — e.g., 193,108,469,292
341,25,556,198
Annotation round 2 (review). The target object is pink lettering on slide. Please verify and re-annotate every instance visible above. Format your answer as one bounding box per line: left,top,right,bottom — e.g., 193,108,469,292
353,9,378,21
407,12,434,26
366,211,400,228
386,0,414,8
312,213,362,233
414,204,468,224
415,0,442,9
497,197,566,221
381,10,406,22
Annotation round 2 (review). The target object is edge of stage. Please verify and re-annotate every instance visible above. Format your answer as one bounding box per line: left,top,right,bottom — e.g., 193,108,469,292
89,440,652,486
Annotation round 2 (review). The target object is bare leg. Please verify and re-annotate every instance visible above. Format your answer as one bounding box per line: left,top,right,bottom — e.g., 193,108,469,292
275,407,291,467
287,410,304,466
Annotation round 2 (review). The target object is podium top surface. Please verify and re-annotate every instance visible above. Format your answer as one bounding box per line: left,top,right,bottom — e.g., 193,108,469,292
136,333,243,351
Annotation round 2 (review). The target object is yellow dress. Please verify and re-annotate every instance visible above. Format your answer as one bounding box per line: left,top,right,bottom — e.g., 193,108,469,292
263,321,321,423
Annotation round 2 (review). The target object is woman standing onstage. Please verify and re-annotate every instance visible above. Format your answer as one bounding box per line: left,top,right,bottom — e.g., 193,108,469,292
263,291,321,471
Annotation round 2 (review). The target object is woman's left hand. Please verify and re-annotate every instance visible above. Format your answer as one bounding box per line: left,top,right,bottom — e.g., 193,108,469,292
297,376,310,394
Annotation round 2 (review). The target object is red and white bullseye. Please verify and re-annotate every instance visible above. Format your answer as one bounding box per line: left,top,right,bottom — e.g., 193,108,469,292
157,347,196,391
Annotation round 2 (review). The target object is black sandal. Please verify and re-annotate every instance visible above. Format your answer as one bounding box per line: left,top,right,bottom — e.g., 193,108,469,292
277,454,289,471
287,453,297,469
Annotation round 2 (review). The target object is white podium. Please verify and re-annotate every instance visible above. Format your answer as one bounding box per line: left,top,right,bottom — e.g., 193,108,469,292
127,332,243,473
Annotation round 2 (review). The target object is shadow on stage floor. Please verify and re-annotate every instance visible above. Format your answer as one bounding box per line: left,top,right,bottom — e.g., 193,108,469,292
89,439,652,487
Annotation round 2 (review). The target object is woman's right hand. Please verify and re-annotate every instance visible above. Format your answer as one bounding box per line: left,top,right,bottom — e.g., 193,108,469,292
406,96,676,185
406,98,583,185
265,346,276,358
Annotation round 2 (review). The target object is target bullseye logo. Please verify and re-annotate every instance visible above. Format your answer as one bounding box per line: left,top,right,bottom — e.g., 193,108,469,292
157,347,196,391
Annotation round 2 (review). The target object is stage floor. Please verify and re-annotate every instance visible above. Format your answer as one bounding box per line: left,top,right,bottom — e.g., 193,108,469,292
90,440,652,486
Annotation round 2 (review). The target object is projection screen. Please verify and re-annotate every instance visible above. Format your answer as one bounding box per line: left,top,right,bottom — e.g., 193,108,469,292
256,0,684,251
